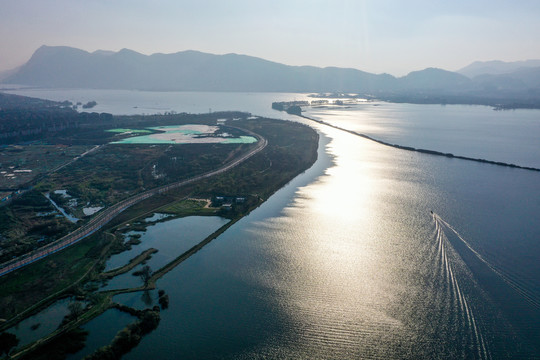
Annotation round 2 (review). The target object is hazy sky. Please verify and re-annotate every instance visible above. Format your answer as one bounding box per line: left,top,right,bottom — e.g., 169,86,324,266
1,0,540,75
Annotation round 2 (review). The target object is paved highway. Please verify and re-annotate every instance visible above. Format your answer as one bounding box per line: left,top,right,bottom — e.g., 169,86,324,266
0,128,266,277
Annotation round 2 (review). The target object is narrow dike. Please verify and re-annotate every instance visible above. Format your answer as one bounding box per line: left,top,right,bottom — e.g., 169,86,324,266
298,114,540,172
101,215,243,295
100,248,158,279
2,131,268,359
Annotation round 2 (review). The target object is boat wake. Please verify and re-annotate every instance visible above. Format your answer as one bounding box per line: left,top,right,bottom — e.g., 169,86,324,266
430,212,491,360
428,211,540,358
433,213,540,310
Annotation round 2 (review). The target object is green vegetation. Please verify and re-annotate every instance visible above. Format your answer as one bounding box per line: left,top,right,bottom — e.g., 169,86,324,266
0,190,78,262
81,101,97,109
195,117,319,202
0,104,319,359
83,309,160,360
158,290,169,310
67,301,84,322
0,332,19,357
133,265,152,286
101,249,157,279
18,328,88,360
0,232,114,321
286,105,302,115
0,144,91,188
42,142,248,206
0,115,258,265
159,198,216,216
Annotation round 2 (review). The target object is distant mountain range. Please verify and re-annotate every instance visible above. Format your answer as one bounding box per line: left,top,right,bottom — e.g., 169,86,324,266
0,67,19,82
457,59,540,78
3,46,540,108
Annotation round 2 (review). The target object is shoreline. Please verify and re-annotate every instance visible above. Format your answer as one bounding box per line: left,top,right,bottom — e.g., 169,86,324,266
0,127,267,278
0,116,321,358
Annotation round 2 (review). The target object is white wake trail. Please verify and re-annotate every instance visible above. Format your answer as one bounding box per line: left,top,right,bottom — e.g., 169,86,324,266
435,213,540,309
431,213,491,359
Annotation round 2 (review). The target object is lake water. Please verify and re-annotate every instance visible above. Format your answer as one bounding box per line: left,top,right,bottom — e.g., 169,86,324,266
5,89,540,358
3,89,308,118
304,102,540,169
102,215,228,291
65,309,135,360
44,192,80,223
6,298,72,349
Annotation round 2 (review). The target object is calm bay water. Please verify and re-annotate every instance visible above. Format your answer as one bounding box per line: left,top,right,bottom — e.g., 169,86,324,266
66,309,135,360
5,89,540,358
304,102,540,169
4,88,309,118
6,298,72,348
122,126,540,359
102,216,228,291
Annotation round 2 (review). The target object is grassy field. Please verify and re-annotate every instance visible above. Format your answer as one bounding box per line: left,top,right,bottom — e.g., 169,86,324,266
0,113,258,266
0,189,78,263
0,232,114,322
0,144,91,188
159,199,217,216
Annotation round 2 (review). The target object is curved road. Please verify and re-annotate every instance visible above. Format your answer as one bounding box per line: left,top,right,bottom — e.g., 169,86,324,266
0,127,267,277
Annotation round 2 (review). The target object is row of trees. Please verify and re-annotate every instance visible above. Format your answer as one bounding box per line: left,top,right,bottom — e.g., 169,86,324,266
83,309,160,360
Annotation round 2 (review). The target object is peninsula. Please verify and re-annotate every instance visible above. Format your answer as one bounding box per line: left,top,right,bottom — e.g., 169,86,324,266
0,93,319,359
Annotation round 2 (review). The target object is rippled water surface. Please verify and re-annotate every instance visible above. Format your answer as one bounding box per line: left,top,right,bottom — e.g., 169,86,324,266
66,309,134,360
6,90,540,358
102,216,228,290
121,124,539,359
6,298,72,348
304,102,540,168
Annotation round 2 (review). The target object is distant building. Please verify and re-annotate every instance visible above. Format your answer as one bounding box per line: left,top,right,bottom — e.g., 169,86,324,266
213,195,247,208
221,203,233,211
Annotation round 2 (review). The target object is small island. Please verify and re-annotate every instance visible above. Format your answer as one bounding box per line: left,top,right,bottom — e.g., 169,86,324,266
82,100,97,109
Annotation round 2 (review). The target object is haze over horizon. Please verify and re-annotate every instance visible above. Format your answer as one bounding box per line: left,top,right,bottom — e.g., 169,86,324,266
2,0,540,76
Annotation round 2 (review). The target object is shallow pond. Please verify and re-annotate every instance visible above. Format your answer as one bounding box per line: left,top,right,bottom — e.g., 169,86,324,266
66,308,135,360
102,216,229,290
6,298,73,349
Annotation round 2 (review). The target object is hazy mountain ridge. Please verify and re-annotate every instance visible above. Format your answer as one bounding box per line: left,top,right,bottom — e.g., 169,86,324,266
3,46,468,92
5,46,390,92
4,46,540,107
0,67,20,82
458,59,540,78
399,68,471,90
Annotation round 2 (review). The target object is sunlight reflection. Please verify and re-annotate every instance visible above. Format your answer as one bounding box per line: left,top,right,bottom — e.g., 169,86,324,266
256,126,411,353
